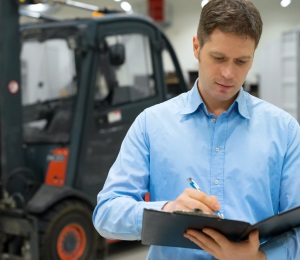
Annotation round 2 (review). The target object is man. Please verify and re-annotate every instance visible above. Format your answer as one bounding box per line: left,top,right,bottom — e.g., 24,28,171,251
93,0,300,259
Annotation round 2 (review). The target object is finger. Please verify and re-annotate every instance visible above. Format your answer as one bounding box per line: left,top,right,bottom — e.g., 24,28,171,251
186,229,221,251
162,200,195,212
184,231,216,255
248,230,260,247
202,228,229,247
185,188,220,212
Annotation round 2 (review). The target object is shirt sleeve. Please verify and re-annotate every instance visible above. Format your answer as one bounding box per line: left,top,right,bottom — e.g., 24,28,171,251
260,118,300,259
92,111,167,240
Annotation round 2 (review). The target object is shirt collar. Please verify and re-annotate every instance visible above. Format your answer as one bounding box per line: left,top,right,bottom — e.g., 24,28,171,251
180,80,204,115
234,87,250,119
180,80,250,119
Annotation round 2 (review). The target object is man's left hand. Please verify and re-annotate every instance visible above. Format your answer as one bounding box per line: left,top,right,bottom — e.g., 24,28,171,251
184,228,266,260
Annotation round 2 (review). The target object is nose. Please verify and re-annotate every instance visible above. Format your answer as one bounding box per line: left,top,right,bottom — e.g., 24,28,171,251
221,63,234,80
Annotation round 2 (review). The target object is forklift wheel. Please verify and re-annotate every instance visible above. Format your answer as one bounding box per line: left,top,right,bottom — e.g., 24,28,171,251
39,200,106,260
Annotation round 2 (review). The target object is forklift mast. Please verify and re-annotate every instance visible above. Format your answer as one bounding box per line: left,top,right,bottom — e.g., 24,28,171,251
0,2,41,259
0,1,25,200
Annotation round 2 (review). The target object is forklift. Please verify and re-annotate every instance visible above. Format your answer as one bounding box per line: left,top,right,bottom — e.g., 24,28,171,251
0,0,188,259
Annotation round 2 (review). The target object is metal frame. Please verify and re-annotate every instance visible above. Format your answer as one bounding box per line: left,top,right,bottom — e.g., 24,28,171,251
0,209,39,260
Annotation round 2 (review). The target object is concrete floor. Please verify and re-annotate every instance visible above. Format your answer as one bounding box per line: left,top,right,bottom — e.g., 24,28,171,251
107,241,149,260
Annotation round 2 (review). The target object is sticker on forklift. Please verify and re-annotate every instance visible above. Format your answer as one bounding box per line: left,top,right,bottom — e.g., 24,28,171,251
8,80,19,94
108,110,122,123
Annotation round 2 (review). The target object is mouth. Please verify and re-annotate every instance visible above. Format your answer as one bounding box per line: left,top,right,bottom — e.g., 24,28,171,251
216,82,233,88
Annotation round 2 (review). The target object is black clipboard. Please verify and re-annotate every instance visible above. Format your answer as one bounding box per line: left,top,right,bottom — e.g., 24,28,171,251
141,206,300,249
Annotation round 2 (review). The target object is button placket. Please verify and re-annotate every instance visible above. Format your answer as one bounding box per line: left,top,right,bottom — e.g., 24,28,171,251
209,114,227,209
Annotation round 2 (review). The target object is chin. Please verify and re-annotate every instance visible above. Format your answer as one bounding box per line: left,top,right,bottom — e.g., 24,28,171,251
214,94,236,103
216,89,238,99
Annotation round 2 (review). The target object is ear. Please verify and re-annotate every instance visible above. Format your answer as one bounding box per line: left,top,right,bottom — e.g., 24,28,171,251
193,36,200,59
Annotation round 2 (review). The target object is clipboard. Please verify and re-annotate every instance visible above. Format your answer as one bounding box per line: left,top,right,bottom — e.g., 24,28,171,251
141,206,300,249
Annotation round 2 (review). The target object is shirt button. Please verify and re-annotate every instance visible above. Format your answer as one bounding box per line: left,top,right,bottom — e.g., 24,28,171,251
215,147,220,152
211,118,216,123
214,179,219,185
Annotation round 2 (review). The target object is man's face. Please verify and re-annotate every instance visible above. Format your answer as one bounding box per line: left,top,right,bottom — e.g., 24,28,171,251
193,29,255,108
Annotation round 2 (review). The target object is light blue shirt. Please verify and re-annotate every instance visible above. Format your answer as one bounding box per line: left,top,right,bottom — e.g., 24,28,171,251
93,82,300,260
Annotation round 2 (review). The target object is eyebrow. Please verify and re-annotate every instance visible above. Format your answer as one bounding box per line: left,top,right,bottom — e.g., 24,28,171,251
209,51,253,60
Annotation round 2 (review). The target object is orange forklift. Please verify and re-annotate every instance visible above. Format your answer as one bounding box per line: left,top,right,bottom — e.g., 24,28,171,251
0,0,188,259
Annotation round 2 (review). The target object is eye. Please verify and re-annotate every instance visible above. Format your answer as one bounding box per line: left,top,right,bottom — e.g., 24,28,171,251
236,59,247,65
213,56,224,61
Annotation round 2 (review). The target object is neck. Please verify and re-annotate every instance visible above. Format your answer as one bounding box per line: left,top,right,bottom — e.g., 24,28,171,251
206,105,229,118
198,88,237,118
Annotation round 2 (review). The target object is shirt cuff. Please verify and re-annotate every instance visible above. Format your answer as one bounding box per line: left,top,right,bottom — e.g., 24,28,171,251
260,240,286,260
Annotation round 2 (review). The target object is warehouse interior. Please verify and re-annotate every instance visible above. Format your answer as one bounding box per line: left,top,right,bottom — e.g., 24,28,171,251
1,0,300,259
19,0,300,119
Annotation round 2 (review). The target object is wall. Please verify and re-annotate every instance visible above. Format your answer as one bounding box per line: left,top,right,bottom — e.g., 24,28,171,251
154,0,300,85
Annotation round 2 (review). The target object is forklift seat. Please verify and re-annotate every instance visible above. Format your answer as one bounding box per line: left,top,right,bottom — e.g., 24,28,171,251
46,109,72,135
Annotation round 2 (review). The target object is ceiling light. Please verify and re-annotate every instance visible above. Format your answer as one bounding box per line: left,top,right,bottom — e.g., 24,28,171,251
201,0,209,8
120,2,131,12
280,0,291,7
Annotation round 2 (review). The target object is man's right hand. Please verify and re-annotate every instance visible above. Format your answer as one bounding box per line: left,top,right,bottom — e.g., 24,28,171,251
162,188,221,214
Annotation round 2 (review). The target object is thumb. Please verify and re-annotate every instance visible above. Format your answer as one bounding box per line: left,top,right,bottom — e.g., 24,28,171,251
249,230,260,245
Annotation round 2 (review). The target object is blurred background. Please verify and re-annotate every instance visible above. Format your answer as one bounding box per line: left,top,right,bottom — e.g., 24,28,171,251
1,0,300,259
20,0,300,118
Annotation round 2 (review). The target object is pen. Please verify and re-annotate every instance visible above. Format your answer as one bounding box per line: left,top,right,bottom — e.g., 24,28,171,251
187,177,224,219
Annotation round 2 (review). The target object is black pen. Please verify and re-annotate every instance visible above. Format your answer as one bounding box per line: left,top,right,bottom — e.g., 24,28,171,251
187,177,224,219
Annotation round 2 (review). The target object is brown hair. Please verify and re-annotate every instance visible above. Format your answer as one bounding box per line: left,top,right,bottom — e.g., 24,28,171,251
198,0,263,48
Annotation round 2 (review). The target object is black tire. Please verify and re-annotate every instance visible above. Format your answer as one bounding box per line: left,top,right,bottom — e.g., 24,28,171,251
39,199,107,260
